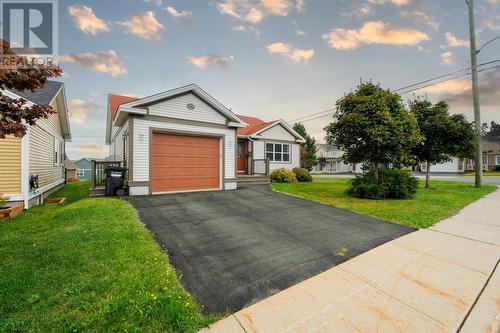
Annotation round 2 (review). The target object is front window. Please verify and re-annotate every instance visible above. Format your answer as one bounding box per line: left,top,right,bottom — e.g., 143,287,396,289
266,143,290,162
76,169,84,177
495,155,500,165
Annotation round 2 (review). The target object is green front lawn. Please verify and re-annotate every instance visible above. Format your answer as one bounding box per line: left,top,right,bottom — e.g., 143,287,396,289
272,179,496,228
0,181,216,332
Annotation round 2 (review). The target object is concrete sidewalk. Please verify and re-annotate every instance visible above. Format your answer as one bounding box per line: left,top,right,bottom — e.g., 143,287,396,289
201,190,500,333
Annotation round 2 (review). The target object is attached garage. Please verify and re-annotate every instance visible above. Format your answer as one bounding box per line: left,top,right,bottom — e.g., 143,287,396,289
151,132,221,193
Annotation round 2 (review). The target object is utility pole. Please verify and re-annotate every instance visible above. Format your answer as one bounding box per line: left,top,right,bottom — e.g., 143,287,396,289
466,0,482,188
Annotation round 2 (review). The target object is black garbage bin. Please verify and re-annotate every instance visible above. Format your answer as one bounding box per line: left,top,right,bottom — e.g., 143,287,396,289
104,166,127,196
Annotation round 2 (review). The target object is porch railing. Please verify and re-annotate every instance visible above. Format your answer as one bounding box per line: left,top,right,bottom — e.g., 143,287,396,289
91,160,122,189
251,158,270,175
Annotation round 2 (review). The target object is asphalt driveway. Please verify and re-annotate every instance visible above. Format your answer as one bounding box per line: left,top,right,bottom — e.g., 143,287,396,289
128,185,414,313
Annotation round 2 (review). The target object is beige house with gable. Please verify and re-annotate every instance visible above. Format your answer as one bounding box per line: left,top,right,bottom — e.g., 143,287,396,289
0,81,71,208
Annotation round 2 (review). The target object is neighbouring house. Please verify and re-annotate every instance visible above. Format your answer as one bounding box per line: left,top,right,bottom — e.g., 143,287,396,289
312,144,352,173
419,157,465,173
74,158,94,180
104,84,304,195
65,158,77,180
420,137,500,173
462,137,500,171
0,81,72,208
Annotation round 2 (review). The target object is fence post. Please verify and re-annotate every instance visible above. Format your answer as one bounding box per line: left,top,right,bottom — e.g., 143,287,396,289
91,160,96,189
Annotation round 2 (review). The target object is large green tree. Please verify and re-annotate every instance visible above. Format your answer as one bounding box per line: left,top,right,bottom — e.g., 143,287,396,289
324,82,420,180
293,122,317,171
410,100,475,188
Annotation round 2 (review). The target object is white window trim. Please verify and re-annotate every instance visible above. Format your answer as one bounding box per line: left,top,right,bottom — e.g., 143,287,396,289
265,142,291,164
76,169,85,177
53,137,64,167
495,155,500,165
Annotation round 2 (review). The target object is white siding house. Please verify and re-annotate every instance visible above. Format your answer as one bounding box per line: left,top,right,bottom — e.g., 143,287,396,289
105,84,305,195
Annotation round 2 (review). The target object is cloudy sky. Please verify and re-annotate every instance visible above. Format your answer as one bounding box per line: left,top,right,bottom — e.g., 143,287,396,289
57,0,500,159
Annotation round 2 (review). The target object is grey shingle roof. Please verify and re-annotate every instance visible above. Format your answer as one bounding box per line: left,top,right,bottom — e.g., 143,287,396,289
65,159,77,170
11,80,63,105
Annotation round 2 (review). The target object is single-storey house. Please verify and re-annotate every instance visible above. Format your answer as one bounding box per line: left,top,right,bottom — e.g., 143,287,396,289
65,158,78,181
0,81,71,208
74,158,93,180
420,137,500,173
105,84,304,195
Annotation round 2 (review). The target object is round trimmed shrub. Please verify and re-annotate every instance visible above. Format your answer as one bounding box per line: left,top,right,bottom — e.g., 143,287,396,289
347,168,418,199
270,168,297,183
347,173,384,199
292,168,313,182
380,168,419,199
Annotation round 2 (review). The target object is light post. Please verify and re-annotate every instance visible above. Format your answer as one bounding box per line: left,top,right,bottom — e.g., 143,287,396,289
122,131,128,168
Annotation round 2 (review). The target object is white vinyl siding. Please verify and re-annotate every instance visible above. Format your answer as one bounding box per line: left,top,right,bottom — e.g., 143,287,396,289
132,118,236,182
148,93,227,125
429,158,460,172
110,120,129,162
257,124,296,141
30,125,64,189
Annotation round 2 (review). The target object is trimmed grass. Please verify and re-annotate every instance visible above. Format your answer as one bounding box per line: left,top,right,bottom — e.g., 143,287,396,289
0,181,216,332
272,179,496,228
464,171,500,176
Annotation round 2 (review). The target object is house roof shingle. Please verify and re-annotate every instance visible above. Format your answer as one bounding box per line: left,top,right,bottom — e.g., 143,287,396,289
236,115,277,136
65,159,77,170
11,80,63,105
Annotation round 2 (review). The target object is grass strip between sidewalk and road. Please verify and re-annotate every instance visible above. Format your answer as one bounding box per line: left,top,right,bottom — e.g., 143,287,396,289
272,178,496,228
0,181,218,332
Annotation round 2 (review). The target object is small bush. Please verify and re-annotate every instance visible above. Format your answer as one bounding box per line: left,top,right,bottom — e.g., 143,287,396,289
0,194,8,208
347,173,384,199
348,168,418,199
381,168,419,199
270,168,297,183
493,165,500,172
292,168,313,182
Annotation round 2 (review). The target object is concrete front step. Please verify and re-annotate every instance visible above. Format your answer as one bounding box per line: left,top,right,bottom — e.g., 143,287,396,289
237,176,270,187
89,186,105,197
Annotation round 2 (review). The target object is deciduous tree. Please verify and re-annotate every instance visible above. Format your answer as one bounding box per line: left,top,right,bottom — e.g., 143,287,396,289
293,122,317,171
0,40,62,138
410,100,475,188
324,82,420,180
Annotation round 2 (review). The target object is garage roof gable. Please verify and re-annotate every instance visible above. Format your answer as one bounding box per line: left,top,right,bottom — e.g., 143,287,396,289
117,84,247,127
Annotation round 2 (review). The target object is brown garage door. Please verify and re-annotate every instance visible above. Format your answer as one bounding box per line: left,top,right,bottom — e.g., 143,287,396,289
151,133,220,193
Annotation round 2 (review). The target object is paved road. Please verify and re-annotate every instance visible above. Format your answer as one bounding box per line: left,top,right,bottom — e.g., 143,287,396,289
128,185,413,313
314,173,500,185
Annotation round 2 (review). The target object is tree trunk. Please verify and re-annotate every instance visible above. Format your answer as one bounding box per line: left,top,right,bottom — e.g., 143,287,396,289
373,164,379,181
425,162,431,189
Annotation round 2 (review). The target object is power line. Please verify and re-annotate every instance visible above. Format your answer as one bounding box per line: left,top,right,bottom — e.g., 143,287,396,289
399,65,500,95
287,59,500,126
288,108,334,123
393,58,500,92
298,112,335,124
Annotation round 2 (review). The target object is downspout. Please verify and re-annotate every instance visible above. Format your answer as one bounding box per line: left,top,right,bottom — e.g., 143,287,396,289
21,128,30,209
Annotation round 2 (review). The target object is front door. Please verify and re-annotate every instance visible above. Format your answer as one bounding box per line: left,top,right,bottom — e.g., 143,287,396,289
237,140,246,173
